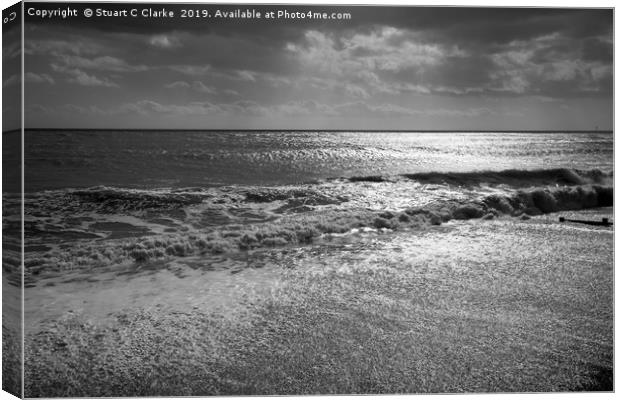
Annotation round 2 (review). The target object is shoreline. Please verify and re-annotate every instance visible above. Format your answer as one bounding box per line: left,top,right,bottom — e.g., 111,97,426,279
13,167,615,395
17,174,614,279
23,210,613,396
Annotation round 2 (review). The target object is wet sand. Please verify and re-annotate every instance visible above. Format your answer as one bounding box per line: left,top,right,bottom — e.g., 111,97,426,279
23,208,613,395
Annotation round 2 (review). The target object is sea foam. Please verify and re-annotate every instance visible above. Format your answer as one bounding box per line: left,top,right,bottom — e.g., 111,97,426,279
21,174,612,276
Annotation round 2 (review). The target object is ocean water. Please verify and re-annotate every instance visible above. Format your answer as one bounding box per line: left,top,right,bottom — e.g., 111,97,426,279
5,130,613,269
7,130,612,287
12,130,614,192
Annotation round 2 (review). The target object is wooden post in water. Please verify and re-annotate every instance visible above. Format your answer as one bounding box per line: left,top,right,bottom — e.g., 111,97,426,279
559,216,612,226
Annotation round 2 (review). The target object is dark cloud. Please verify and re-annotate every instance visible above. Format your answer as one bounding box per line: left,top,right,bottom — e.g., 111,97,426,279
22,3,613,130
25,4,611,44
413,9,611,46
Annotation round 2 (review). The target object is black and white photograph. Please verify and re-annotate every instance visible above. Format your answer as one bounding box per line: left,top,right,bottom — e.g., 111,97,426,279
1,1,615,397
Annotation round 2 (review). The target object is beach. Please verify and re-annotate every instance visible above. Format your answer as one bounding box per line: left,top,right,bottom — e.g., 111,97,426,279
22,208,613,395
8,129,614,396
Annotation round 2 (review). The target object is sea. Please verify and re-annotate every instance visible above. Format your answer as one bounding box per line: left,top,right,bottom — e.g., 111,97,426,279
8,130,615,191
1,130,614,331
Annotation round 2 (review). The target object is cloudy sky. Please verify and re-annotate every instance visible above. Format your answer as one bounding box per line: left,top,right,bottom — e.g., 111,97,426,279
3,2,21,131
15,4,613,130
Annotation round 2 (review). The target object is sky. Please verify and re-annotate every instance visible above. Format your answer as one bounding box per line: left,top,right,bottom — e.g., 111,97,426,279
2,2,21,131
11,3,614,130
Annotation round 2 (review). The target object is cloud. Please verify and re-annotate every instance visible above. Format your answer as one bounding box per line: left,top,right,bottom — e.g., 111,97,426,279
487,33,613,95
26,37,147,90
21,8,612,131
275,100,337,116
25,104,51,114
118,100,222,116
236,70,258,82
70,70,119,87
39,99,318,118
164,81,191,89
3,41,21,59
34,98,513,121
168,65,211,76
191,81,217,94
50,62,120,87
286,28,467,97
166,67,295,90
149,34,182,49
290,27,463,74
217,70,292,87
164,80,217,94
279,22,612,99
56,55,149,72
25,39,103,56
333,102,503,118
344,84,370,99
51,64,118,87
3,74,20,88
58,104,108,115
220,100,268,116
24,72,55,85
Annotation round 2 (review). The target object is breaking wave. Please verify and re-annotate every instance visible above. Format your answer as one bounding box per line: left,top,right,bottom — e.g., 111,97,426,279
346,168,612,187
22,176,612,276
69,186,209,212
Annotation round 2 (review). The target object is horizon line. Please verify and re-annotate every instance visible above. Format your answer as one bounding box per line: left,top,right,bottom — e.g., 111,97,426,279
5,128,614,133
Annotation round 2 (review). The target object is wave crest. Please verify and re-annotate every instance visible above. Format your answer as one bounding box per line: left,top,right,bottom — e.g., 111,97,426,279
24,184,612,275
68,187,208,212
345,168,612,187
